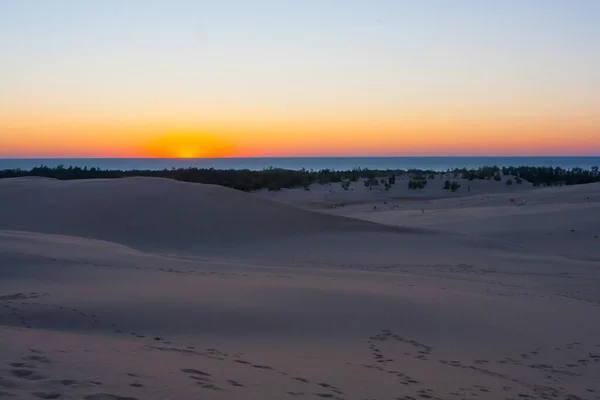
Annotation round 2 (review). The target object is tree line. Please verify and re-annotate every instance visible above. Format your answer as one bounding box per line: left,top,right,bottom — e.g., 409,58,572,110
457,165,600,187
0,164,598,192
0,165,394,192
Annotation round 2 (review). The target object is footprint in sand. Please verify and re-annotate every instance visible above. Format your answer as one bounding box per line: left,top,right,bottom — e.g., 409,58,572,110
181,368,211,377
24,355,51,364
199,383,223,391
55,380,79,387
251,364,273,370
32,392,62,399
10,369,45,381
9,362,35,369
181,368,218,387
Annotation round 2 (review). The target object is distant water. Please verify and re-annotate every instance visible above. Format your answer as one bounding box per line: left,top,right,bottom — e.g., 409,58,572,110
1,157,599,172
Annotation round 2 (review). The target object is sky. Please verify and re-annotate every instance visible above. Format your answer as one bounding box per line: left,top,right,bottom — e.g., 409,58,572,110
1,0,599,158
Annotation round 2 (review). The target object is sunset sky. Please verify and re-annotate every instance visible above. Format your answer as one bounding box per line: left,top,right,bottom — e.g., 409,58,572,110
1,0,599,158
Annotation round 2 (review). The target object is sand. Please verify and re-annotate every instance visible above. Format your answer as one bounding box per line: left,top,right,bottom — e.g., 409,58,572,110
0,177,599,400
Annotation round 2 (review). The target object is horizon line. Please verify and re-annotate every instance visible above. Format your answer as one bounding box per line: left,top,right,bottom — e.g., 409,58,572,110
2,155,600,160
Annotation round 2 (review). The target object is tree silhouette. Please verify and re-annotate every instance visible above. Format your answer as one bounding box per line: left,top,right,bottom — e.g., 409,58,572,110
2,164,599,192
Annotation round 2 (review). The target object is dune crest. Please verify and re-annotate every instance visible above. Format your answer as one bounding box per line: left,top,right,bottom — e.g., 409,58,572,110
0,177,406,254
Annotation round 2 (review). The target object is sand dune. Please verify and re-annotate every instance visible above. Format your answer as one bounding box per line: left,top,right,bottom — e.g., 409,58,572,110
1,177,599,399
330,182,600,262
0,177,404,255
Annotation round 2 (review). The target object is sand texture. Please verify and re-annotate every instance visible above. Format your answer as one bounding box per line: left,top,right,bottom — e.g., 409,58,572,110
1,177,599,400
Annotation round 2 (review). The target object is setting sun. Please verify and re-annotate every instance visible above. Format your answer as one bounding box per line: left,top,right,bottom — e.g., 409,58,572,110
178,149,197,159
143,133,235,159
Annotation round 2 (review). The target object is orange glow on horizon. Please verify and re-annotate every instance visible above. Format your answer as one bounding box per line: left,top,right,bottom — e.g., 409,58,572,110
1,115,599,158
143,133,236,159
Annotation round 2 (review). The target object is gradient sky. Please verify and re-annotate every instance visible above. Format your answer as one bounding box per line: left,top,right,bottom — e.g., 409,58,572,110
1,0,599,158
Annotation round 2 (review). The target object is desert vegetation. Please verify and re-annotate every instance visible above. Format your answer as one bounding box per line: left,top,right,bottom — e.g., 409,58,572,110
408,175,428,190
456,165,599,187
443,180,461,192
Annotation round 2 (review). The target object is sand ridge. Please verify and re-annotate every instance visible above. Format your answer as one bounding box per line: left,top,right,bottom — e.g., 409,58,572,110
0,177,410,255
